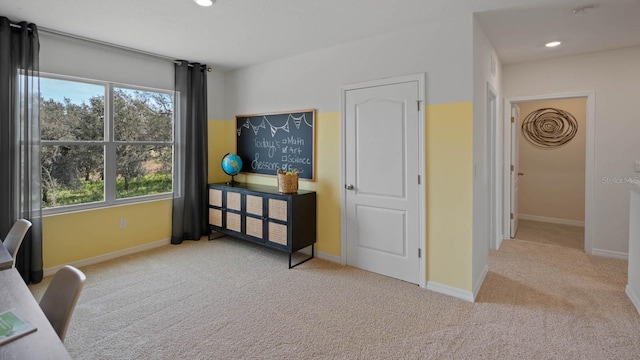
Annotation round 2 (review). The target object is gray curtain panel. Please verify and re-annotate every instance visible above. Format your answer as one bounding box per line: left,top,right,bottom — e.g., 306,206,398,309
0,17,43,283
171,61,209,244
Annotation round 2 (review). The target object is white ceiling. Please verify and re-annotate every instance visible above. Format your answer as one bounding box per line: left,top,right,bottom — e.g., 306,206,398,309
476,0,640,64
1,0,639,71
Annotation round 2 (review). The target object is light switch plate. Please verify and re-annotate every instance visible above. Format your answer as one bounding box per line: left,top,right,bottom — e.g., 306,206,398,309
635,161,640,173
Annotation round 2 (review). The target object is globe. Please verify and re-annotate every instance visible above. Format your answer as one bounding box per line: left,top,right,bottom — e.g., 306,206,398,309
221,153,243,185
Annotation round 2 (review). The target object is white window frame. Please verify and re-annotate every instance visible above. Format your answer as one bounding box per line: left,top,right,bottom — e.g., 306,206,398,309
40,73,178,215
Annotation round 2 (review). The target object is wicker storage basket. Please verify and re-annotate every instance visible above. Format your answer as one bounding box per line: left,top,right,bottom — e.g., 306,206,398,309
277,169,299,193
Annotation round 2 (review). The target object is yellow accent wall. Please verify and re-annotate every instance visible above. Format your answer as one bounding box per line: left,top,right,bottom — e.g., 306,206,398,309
425,102,474,291
43,199,172,268
208,120,238,183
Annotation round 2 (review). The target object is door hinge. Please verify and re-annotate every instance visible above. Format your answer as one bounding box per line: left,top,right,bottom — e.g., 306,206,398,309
417,100,422,111
510,213,514,220
418,248,421,258
510,164,514,172
418,175,421,185
511,116,515,123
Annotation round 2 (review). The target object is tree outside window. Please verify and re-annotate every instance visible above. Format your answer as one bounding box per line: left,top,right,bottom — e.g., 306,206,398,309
40,76,174,210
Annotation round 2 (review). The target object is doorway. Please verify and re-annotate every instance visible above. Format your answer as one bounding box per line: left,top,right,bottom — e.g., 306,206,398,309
340,74,426,287
503,93,595,253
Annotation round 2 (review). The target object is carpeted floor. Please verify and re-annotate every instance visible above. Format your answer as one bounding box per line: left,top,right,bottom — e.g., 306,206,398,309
30,237,640,359
515,219,584,250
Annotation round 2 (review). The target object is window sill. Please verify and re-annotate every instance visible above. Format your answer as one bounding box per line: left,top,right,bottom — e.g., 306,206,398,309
42,193,173,216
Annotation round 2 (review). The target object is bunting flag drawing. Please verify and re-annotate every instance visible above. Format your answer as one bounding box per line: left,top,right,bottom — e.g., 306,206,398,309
237,119,251,136
237,113,313,137
303,114,313,128
291,113,305,129
251,119,266,135
265,116,290,137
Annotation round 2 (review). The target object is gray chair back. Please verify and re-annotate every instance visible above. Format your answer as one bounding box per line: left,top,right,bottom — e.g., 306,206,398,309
2,219,32,267
39,265,87,342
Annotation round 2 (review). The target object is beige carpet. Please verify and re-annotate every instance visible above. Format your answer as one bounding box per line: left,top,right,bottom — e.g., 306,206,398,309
30,237,640,359
515,219,584,250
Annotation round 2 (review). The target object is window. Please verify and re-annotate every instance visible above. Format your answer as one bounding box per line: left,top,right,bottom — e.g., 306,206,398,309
40,75,175,211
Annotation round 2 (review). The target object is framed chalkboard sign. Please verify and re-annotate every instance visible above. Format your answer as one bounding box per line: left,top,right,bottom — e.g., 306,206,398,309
236,109,315,180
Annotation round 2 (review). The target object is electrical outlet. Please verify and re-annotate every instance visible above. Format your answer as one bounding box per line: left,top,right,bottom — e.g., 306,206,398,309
120,218,127,229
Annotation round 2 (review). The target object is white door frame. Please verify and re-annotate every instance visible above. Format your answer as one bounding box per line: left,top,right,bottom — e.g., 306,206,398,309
510,103,521,239
340,73,427,288
487,83,499,250
502,91,595,254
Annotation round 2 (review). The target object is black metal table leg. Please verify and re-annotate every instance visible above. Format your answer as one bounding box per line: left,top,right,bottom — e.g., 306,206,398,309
289,244,314,268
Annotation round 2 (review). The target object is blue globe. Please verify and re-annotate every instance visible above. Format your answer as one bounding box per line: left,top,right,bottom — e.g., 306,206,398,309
221,153,243,176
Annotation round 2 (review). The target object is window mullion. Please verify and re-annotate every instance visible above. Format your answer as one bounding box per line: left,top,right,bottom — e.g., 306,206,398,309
104,83,117,203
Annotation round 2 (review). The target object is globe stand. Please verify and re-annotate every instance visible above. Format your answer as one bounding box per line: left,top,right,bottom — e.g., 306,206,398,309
226,175,239,186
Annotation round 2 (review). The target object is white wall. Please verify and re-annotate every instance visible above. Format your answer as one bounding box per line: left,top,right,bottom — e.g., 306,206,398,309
207,68,226,120
40,34,173,90
472,17,502,298
224,14,473,116
504,46,640,256
40,33,227,121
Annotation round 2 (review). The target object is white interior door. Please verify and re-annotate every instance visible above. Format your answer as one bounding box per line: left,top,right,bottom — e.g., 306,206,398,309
344,79,421,284
510,104,520,238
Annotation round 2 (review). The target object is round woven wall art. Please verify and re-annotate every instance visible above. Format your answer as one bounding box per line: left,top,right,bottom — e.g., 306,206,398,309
521,107,578,149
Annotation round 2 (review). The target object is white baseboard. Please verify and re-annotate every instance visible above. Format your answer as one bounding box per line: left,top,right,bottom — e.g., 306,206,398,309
473,265,489,301
426,281,474,303
626,285,640,315
287,246,342,264
592,248,629,260
520,214,584,227
43,238,171,277
316,251,341,264
218,237,338,265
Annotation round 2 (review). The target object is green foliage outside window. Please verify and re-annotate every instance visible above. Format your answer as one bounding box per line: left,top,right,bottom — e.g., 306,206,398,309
40,78,174,209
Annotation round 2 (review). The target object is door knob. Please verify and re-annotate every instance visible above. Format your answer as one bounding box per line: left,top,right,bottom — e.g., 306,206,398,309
345,184,355,190
518,172,524,176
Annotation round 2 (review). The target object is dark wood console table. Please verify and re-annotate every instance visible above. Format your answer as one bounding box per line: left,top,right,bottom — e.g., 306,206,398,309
207,183,317,268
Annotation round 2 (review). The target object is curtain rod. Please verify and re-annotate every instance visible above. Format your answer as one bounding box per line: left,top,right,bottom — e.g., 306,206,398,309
9,22,211,71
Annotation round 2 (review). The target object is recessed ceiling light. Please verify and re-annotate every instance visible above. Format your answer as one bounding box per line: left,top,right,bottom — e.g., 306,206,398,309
545,41,562,48
194,0,214,6
573,4,598,16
